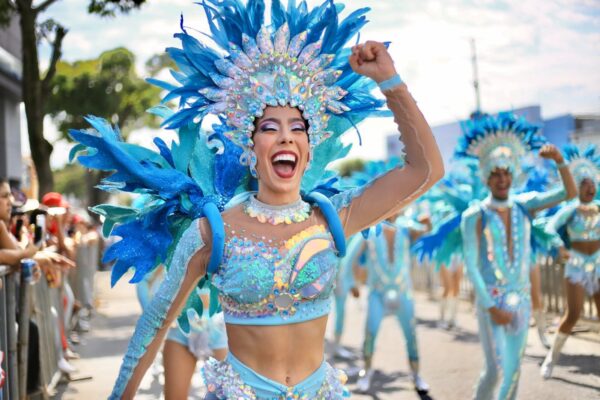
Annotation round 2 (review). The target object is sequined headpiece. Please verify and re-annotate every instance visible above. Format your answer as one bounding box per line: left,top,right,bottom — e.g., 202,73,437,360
563,144,600,186
455,112,547,181
151,0,387,176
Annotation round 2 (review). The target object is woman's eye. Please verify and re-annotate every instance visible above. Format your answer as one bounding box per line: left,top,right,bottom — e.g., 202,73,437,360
291,123,307,132
258,122,279,132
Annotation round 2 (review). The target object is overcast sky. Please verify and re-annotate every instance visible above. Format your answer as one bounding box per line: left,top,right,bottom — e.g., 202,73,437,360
21,0,600,168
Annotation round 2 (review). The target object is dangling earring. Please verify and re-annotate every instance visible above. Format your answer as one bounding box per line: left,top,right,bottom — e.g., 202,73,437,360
240,150,259,179
249,150,259,179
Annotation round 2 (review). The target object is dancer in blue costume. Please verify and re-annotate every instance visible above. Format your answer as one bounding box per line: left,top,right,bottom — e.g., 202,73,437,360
69,1,444,398
458,113,576,400
354,215,430,394
332,234,363,360
163,287,228,399
413,160,483,329
541,144,600,379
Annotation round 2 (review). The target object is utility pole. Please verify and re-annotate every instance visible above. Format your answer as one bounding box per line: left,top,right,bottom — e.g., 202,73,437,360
471,38,482,115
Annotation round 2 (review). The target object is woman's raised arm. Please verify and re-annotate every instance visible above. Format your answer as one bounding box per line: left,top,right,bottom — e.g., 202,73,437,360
331,42,444,237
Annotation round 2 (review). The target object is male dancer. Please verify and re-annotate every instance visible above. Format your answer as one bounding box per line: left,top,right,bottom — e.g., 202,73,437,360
353,214,429,394
459,113,576,399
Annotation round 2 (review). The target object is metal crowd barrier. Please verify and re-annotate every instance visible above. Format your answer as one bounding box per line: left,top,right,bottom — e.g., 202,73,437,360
0,265,67,400
30,277,63,399
411,257,597,320
0,265,17,400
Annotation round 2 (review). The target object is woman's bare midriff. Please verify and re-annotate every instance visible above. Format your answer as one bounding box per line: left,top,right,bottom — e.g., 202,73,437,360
225,314,328,386
571,240,600,256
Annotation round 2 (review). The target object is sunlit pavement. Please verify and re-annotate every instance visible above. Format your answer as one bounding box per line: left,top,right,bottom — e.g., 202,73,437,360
55,271,600,399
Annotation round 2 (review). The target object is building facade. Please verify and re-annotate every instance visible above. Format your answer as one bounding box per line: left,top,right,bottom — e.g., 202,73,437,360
0,14,22,184
386,106,600,167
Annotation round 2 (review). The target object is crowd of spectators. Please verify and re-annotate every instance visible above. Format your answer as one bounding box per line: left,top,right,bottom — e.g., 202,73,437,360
0,177,103,396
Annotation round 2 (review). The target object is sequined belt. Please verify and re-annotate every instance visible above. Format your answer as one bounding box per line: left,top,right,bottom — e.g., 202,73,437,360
220,293,331,325
486,285,531,333
202,353,350,399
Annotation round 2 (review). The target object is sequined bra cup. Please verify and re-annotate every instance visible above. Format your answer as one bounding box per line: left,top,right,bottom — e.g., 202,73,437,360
212,224,340,325
566,208,600,242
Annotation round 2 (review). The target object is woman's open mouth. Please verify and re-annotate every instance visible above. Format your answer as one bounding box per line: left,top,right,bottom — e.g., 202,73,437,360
271,151,298,179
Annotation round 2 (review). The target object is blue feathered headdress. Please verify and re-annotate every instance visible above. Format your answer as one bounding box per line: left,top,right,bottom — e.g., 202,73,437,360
150,0,389,177
563,144,600,186
455,111,547,181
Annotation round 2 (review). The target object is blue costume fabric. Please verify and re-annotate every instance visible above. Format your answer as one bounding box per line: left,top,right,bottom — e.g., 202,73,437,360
339,219,423,365
543,144,600,296
363,220,421,363
333,234,364,339
203,352,348,399
462,191,566,400
546,200,600,295
455,112,568,400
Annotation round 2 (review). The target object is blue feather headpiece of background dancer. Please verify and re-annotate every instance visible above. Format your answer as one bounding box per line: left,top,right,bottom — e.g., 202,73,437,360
150,0,390,178
454,111,547,182
563,144,600,187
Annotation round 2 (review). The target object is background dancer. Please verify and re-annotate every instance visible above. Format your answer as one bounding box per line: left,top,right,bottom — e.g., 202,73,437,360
332,234,364,361
541,144,600,379
458,113,576,400
345,204,429,394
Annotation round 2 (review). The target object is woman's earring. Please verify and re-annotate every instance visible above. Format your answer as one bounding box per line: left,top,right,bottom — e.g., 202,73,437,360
249,150,259,179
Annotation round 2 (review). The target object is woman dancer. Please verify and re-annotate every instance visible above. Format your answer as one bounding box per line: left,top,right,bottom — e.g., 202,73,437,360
541,144,600,379
70,1,444,398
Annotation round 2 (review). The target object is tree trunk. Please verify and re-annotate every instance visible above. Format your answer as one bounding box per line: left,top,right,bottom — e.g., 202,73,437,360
18,2,54,198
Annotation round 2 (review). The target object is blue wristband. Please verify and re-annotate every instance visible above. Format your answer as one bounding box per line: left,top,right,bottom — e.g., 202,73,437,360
556,161,568,169
378,74,403,92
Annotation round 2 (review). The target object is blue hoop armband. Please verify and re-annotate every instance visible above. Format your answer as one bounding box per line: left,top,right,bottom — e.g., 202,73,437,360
378,74,403,92
556,161,569,169
203,202,224,274
304,192,347,257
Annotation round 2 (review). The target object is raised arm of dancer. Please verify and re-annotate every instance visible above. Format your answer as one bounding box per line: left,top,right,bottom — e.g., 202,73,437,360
111,219,210,400
523,145,577,214
331,42,444,237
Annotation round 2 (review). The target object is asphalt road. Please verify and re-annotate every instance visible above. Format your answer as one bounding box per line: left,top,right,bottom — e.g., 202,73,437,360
55,271,600,400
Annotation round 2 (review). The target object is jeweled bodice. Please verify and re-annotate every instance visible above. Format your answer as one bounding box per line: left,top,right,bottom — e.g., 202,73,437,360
479,203,531,289
367,225,411,292
567,205,600,242
212,224,339,325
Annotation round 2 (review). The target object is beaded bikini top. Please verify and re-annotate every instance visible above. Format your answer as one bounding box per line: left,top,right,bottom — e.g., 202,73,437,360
566,202,600,242
212,221,339,325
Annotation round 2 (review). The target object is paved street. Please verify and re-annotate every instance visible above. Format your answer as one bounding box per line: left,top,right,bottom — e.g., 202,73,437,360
55,271,600,399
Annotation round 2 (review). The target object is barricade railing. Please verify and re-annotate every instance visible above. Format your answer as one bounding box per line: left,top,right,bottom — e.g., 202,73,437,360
0,265,18,400
0,264,66,400
30,276,62,398
411,258,597,320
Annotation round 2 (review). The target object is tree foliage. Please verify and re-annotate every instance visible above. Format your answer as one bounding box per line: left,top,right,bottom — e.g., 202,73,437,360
337,158,366,177
45,47,161,138
54,163,87,200
0,0,148,198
